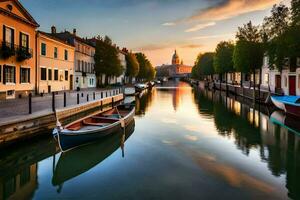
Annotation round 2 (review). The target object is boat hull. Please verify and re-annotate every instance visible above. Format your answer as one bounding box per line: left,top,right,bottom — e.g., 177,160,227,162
271,96,300,117
57,107,135,152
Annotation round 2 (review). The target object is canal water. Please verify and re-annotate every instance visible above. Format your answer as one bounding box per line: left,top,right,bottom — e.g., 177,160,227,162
1,81,300,200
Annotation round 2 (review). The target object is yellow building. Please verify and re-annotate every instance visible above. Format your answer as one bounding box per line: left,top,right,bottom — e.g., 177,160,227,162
36,30,75,93
0,0,39,99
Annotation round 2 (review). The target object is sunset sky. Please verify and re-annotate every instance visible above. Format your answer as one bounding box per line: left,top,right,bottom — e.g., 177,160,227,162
21,0,291,66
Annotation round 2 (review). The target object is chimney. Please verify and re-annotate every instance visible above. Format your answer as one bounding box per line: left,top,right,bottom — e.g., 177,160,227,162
73,28,77,35
51,26,56,34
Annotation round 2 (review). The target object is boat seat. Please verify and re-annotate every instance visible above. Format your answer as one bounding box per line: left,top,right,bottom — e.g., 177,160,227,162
82,120,111,126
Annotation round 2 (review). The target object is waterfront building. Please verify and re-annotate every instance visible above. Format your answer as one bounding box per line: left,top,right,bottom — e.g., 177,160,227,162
0,0,39,99
53,29,96,90
36,30,75,94
156,50,192,78
115,50,127,84
261,56,300,95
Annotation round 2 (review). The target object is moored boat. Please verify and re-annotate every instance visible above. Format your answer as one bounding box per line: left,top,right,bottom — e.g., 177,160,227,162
135,83,147,92
124,87,136,96
271,96,300,117
270,111,300,135
53,104,135,152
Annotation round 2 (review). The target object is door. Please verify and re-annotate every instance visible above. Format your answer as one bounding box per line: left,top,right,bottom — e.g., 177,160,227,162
48,85,51,93
289,76,296,95
275,75,281,89
70,75,73,90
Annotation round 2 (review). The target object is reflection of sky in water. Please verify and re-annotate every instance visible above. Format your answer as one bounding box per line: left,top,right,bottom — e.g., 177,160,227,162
30,81,295,199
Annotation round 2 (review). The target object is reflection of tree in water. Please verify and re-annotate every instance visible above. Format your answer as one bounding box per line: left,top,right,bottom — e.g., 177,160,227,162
135,89,154,116
195,88,300,200
193,89,214,119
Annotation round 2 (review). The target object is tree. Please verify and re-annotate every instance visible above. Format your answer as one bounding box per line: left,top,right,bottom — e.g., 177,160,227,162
233,21,264,97
125,52,139,83
213,41,235,86
135,53,155,81
262,4,290,71
94,36,122,86
291,0,300,25
193,52,215,80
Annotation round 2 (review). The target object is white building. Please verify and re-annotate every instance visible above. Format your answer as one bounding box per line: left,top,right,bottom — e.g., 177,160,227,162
261,56,300,95
53,29,96,90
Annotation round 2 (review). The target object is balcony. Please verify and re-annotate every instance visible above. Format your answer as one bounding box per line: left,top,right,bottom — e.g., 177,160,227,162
16,45,33,61
0,41,33,61
0,41,15,59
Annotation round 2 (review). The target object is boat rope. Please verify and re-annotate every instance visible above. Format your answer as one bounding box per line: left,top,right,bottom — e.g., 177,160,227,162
116,106,125,128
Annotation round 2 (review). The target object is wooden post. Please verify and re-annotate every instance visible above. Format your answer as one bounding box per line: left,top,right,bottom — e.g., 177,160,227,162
112,97,114,107
87,94,89,102
77,93,80,104
101,92,103,99
101,100,103,111
52,92,55,112
64,92,66,107
28,93,32,114
93,92,95,100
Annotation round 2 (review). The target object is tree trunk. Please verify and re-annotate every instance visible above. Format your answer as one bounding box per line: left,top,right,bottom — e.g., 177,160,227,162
253,70,256,102
105,75,109,86
259,68,262,102
226,72,228,94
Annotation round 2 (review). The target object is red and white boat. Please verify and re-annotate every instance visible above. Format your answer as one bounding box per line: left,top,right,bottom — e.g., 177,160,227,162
271,96,300,117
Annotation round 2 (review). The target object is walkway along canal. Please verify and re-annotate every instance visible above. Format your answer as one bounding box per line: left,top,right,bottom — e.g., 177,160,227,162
1,80,300,199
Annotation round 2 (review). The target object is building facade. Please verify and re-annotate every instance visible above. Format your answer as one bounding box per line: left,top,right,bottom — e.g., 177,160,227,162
53,29,96,90
36,31,75,94
0,0,39,99
156,50,192,78
261,56,300,95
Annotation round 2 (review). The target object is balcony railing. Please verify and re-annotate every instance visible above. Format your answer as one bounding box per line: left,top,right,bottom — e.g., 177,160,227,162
0,41,33,61
0,41,15,59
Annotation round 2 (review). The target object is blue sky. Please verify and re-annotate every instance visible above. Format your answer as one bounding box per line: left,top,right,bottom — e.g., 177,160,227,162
20,0,290,66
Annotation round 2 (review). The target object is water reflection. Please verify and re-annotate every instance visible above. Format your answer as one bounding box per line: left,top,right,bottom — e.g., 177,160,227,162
194,87,300,199
0,138,57,200
52,120,135,191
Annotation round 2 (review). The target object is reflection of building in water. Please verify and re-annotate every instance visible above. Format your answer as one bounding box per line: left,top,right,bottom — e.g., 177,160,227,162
0,164,37,200
172,82,190,111
196,88,300,199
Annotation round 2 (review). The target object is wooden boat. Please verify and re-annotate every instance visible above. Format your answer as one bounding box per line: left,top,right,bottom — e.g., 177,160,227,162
270,111,300,135
271,96,300,117
124,87,136,96
135,83,147,92
52,120,135,187
54,104,135,152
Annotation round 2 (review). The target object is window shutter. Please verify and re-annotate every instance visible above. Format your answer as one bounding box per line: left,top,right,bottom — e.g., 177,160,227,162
3,65,6,84
19,33,22,47
26,35,29,49
28,69,30,83
13,67,16,83
0,65,1,82
20,67,22,83
11,29,14,46
3,25,5,42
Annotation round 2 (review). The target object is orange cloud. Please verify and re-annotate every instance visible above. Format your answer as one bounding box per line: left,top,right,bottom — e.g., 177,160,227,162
185,22,216,32
187,0,279,22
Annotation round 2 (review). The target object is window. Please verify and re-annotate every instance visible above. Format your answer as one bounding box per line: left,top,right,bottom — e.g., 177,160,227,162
76,60,80,72
81,61,84,71
284,76,287,87
4,25,14,45
64,50,68,60
20,68,30,83
264,73,269,84
54,47,58,58
41,68,47,80
3,65,15,84
48,69,52,80
20,33,29,48
65,70,68,81
41,43,46,56
0,65,2,82
54,69,58,81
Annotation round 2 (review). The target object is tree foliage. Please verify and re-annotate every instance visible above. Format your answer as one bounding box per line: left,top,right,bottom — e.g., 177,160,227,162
291,0,300,25
192,53,215,79
233,21,264,73
213,41,235,74
94,36,123,85
135,53,155,81
125,52,139,79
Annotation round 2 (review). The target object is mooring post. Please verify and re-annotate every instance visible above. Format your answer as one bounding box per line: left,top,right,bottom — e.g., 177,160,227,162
64,92,66,107
93,92,95,100
101,91,103,99
87,94,89,102
112,97,114,107
77,93,80,104
101,100,103,111
81,93,84,97
28,93,32,114
52,92,55,112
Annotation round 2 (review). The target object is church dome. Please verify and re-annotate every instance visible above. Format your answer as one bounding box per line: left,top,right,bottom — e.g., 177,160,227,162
172,50,180,65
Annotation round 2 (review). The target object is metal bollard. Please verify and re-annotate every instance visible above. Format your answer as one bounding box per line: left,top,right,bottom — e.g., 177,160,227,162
28,93,32,114
64,92,66,107
112,97,114,107
81,93,84,97
93,92,95,100
77,93,80,104
52,92,55,112
101,100,103,111
101,92,103,99
87,94,89,102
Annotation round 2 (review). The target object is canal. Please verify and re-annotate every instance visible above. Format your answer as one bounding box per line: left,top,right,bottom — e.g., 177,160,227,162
1,81,300,200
